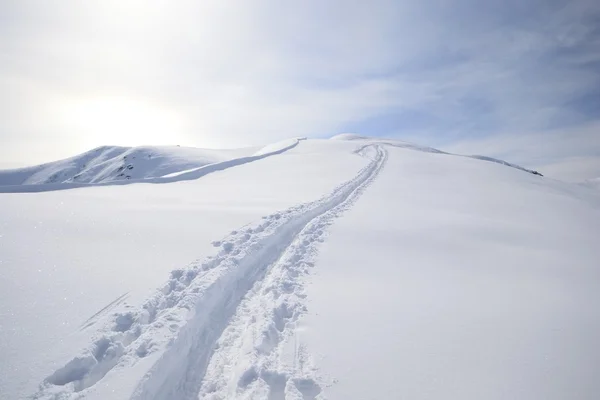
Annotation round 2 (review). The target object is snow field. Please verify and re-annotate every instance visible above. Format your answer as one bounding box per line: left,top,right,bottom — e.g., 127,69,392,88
31,145,385,399
2,136,598,399
0,139,369,399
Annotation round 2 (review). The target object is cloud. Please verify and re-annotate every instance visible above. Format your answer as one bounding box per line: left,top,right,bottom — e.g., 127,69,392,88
1,0,599,178
1,1,415,164
441,121,600,181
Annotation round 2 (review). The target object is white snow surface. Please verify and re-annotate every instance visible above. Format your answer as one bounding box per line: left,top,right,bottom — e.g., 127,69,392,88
0,138,366,399
304,145,600,400
1,137,599,400
332,133,543,176
0,140,303,194
329,133,367,141
0,145,258,186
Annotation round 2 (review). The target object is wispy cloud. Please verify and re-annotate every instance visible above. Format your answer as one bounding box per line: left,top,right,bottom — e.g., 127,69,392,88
1,0,599,179
442,121,600,181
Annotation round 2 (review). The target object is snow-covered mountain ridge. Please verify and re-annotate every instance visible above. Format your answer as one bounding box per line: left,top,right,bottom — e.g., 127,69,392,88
332,133,543,176
0,139,302,193
0,145,257,186
1,135,541,191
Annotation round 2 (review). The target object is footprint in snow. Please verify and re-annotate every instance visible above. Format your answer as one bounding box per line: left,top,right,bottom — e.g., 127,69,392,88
222,242,234,252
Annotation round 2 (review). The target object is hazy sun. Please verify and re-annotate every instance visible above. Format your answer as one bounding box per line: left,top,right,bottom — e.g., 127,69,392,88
61,96,186,147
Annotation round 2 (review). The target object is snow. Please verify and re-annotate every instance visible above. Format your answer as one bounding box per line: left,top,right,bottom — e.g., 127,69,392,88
0,145,258,187
0,141,305,194
251,138,305,157
0,139,367,399
303,145,600,400
159,138,302,180
332,133,543,175
329,133,369,141
1,137,599,400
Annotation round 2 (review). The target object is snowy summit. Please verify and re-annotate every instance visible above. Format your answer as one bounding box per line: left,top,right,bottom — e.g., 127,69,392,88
1,136,599,400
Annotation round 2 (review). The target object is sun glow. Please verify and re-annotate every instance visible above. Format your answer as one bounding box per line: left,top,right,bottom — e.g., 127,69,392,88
61,96,187,147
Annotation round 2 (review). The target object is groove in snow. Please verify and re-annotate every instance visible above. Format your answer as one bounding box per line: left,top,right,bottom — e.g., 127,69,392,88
132,145,386,400
195,151,388,399
32,144,386,400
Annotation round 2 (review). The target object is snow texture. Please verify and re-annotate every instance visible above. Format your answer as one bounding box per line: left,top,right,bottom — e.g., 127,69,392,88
0,138,367,399
27,144,385,400
1,136,598,400
0,146,249,186
0,139,300,193
332,133,543,176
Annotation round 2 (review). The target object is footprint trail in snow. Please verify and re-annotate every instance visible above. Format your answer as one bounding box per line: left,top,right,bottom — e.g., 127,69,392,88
32,144,387,400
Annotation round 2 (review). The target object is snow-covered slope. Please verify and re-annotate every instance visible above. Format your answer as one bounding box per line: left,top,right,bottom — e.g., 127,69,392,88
1,137,598,400
0,139,305,193
0,138,365,399
304,144,599,400
0,145,257,186
332,133,543,176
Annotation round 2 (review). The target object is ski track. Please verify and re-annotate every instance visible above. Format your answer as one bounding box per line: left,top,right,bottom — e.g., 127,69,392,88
31,144,386,400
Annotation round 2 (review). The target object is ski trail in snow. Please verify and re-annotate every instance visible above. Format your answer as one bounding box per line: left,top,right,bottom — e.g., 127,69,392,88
132,145,386,400
195,181,370,399
31,144,386,400
193,149,389,400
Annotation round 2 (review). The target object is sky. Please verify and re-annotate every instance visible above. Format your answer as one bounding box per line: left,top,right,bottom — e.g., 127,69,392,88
1,0,599,180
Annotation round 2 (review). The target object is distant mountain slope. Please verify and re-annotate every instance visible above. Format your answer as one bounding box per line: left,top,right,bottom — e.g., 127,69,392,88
1,135,543,187
331,133,543,176
0,145,258,186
